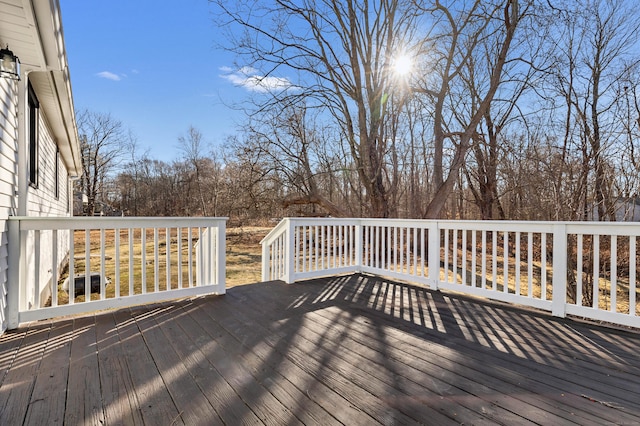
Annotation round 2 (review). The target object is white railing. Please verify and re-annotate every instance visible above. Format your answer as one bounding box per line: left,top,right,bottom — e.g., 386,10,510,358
7,216,227,329
262,218,640,329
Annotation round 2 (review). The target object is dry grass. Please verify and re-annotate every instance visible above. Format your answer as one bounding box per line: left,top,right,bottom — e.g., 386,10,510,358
225,226,270,287
53,226,269,305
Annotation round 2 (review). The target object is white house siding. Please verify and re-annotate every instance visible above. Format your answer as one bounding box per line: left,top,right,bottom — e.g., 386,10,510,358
24,103,72,311
0,77,74,330
0,79,19,332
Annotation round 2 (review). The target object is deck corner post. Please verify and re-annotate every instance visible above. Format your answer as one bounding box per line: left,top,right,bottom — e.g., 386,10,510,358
284,219,296,284
552,223,568,318
355,221,363,273
7,218,21,329
261,237,270,282
428,221,440,291
216,220,227,295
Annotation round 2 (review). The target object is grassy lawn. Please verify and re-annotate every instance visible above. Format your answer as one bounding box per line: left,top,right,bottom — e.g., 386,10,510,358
225,226,270,287
53,226,269,305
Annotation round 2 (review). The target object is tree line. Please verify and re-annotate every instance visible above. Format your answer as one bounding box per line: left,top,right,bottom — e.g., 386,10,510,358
75,0,640,223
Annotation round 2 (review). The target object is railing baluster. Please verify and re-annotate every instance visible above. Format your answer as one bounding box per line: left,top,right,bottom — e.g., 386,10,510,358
300,226,305,273
420,227,425,277
177,227,182,289
386,226,391,270
577,233,583,306
541,233,547,300
453,229,458,284
492,231,497,291
374,226,380,270
481,230,487,289
321,225,326,270
51,230,58,308
34,230,41,308
332,225,336,269
413,227,418,276
504,231,509,293
100,228,106,300
273,237,277,280
188,227,193,286
338,225,343,268
630,236,637,316
444,229,450,283
404,227,409,275
115,229,120,298
610,235,617,312
141,228,147,294
593,234,600,309
348,225,353,266
461,229,467,285
129,228,134,295
400,227,405,273
166,227,171,291
515,231,521,295
154,228,159,292
85,230,91,299
472,230,477,287
312,225,317,271
69,229,75,305
528,232,533,298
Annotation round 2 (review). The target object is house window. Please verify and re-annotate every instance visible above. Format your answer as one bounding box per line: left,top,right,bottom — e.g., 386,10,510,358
55,148,60,199
28,82,39,188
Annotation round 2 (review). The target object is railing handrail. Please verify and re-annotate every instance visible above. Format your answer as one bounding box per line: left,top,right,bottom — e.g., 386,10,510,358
260,218,290,247
261,217,640,329
10,216,229,231
7,216,228,329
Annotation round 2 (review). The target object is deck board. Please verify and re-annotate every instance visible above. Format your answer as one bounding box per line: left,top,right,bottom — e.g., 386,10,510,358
112,308,184,425
1,273,639,425
95,310,144,425
64,315,104,425
23,319,72,425
0,322,51,425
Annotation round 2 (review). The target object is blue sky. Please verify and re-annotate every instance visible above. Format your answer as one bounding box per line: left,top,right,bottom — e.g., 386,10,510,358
59,0,248,162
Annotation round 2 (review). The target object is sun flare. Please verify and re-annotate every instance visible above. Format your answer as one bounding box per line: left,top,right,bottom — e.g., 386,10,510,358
392,54,414,77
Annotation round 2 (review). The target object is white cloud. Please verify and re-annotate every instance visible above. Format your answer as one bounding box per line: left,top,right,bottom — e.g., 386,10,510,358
96,71,122,81
220,66,296,93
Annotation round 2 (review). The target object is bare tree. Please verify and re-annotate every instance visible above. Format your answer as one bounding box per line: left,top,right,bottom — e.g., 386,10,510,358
76,110,128,216
178,126,209,216
410,0,525,218
545,0,640,221
213,0,425,217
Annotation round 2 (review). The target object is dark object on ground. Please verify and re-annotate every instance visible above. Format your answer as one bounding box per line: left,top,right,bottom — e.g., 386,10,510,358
62,272,110,296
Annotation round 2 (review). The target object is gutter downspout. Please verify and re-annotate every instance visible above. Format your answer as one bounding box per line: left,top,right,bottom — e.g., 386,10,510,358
17,69,30,217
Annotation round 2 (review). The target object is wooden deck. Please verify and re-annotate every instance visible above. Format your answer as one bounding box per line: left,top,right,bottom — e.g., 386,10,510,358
1,273,639,425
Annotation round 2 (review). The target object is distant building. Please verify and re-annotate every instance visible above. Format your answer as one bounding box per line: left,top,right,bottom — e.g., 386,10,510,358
590,198,640,222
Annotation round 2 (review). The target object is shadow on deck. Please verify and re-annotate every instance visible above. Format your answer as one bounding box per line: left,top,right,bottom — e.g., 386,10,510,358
1,273,639,425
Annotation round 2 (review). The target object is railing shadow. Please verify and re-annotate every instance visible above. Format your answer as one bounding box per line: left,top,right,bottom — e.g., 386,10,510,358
278,273,640,370
3,272,640,424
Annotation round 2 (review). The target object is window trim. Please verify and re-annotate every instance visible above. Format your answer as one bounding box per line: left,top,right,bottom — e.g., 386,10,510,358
55,147,60,199
28,81,39,188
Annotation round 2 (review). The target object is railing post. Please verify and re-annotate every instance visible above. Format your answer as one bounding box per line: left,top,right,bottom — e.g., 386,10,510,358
7,219,20,329
355,221,363,272
216,220,226,294
284,219,296,284
428,221,440,290
261,237,270,282
552,223,567,318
